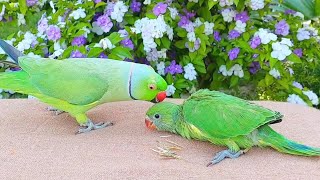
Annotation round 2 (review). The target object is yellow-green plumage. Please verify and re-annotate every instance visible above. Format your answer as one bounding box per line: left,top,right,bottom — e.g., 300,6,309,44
146,89,320,164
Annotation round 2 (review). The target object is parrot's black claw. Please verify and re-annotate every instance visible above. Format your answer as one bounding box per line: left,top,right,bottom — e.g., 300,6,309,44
46,107,65,115
76,120,113,134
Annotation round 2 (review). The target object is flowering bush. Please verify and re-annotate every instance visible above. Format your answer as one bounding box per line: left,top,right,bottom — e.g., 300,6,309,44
0,0,319,108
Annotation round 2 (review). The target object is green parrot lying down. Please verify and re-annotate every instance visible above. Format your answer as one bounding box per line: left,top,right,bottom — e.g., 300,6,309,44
145,89,320,166
0,39,167,134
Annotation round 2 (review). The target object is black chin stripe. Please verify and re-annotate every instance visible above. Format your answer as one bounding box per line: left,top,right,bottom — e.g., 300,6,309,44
129,64,137,100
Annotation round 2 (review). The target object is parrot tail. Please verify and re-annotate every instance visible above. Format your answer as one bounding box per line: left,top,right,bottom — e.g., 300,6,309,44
0,71,38,95
0,39,23,64
258,125,320,156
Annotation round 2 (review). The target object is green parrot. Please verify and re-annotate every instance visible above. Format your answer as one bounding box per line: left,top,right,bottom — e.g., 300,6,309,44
0,39,167,134
145,89,320,166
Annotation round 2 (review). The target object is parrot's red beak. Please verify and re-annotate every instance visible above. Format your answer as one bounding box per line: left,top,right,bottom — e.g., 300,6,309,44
145,117,156,130
156,91,167,102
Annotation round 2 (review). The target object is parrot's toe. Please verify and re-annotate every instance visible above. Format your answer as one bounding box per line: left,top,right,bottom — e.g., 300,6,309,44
206,149,244,166
76,120,113,134
46,107,65,115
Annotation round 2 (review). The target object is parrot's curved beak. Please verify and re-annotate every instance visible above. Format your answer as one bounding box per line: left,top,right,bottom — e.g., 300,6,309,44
151,91,167,103
145,117,156,130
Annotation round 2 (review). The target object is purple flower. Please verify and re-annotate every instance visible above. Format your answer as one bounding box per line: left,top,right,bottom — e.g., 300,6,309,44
93,12,103,22
183,22,194,32
214,31,222,42
249,61,261,74
228,47,240,60
165,60,183,75
275,20,290,36
130,0,141,13
94,0,102,3
178,15,191,27
228,30,241,40
250,36,261,49
235,11,249,23
121,38,134,49
37,16,48,33
27,0,38,7
293,81,303,89
185,38,201,52
99,52,108,58
285,9,296,15
70,50,86,58
46,25,61,41
105,2,115,16
71,36,87,46
183,9,196,19
153,2,167,16
252,54,259,58
293,48,303,57
96,14,113,33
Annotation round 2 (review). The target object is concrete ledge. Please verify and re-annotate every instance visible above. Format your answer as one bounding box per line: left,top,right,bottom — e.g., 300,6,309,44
0,99,319,179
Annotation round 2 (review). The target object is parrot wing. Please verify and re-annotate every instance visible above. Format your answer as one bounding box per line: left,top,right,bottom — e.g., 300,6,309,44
182,89,283,139
19,57,110,105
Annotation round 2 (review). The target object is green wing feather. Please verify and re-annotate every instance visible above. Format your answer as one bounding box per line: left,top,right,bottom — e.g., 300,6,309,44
182,89,283,139
19,57,109,105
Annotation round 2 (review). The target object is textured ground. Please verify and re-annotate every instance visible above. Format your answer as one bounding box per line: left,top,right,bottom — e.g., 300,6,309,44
0,99,319,180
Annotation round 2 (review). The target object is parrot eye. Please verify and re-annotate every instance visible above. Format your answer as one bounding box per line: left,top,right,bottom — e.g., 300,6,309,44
148,84,157,90
154,114,161,119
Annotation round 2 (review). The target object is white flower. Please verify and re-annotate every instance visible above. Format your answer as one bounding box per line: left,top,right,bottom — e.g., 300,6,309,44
118,29,129,38
27,52,41,58
188,0,199,2
220,0,234,7
69,8,86,20
16,32,37,53
0,5,5,21
143,0,151,5
287,94,308,106
303,90,319,105
49,41,66,58
269,68,280,79
280,38,293,47
168,7,178,19
166,84,176,96
219,65,233,76
255,28,277,44
271,41,292,61
221,8,236,22
110,1,128,23
187,32,196,42
193,18,203,27
234,20,246,33
158,49,167,59
17,13,26,26
249,0,265,10
0,0,9,2
204,22,214,35
49,1,56,13
184,63,197,81
294,12,304,19
297,28,311,41
232,64,244,78
81,27,91,38
98,38,115,50
166,26,174,40
156,61,165,76
91,22,104,35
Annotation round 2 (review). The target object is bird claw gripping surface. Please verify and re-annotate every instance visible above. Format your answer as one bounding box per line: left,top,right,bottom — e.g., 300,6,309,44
76,119,113,134
46,107,65,116
206,149,246,166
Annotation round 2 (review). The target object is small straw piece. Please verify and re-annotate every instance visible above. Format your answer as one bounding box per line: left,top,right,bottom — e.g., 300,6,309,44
151,139,183,159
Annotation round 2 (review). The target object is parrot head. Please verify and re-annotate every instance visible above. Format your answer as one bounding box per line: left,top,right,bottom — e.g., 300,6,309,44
130,65,168,103
145,102,179,132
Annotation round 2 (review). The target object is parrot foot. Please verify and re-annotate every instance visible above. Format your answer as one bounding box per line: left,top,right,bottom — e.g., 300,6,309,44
206,149,246,166
76,120,113,134
46,107,65,115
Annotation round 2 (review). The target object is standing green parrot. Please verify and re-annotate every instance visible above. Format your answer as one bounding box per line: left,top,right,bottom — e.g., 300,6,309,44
145,89,320,166
0,39,167,134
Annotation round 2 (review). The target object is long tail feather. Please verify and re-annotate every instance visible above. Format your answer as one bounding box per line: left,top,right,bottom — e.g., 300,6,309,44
258,125,320,156
0,39,23,64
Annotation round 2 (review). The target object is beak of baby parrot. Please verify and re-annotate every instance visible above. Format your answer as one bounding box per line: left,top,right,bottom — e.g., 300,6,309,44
151,91,167,103
145,117,156,130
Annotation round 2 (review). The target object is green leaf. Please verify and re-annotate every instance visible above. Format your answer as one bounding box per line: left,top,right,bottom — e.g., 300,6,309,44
192,56,207,74
166,74,174,84
230,76,239,87
243,32,251,42
269,58,279,68
265,74,274,86
111,46,133,59
108,32,124,45
174,40,186,49
287,53,302,63
277,79,290,90
87,47,103,58
176,28,187,38
108,53,121,60
234,0,239,6
18,0,27,15
161,37,171,49
208,0,218,10
95,2,107,8
61,46,74,59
